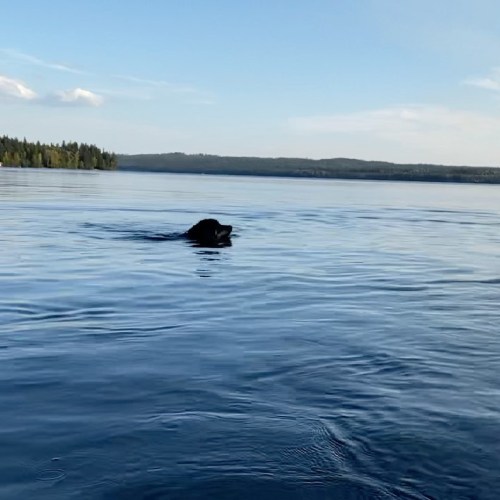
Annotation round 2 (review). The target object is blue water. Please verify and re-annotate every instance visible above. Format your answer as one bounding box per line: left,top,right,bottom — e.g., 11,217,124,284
1,167,500,499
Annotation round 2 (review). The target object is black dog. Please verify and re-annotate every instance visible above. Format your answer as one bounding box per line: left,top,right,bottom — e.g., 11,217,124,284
185,219,232,247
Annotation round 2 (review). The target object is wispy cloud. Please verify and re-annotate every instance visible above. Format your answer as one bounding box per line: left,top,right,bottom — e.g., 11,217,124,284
0,74,37,100
114,74,199,94
1,47,211,103
92,87,153,101
46,88,104,107
289,105,500,136
289,105,500,165
464,67,500,92
0,48,85,74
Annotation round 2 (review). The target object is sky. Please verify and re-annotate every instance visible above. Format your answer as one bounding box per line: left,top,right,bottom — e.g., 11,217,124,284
1,0,500,165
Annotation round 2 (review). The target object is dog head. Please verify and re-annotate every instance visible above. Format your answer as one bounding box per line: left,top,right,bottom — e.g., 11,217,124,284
186,219,232,247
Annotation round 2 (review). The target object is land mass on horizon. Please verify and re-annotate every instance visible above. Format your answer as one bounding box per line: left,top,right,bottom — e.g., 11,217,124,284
117,152,500,184
3,134,500,184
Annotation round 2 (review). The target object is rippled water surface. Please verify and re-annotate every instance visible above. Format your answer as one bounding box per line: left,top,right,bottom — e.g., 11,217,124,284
1,168,500,499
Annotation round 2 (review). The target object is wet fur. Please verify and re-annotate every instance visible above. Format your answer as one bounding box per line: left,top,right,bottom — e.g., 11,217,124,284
185,219,232,247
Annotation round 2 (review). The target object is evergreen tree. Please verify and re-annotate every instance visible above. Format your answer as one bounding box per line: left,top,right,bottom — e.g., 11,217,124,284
0,135,117,170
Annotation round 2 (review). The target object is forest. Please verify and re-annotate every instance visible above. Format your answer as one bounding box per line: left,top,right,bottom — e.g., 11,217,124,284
0,136,117,170
3,134,500,183
118,153,500,184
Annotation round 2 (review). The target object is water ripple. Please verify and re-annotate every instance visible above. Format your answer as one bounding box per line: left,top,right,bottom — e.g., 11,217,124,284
1,170,500,499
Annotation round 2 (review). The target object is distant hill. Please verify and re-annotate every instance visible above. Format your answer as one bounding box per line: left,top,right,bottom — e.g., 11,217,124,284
117,153,500,184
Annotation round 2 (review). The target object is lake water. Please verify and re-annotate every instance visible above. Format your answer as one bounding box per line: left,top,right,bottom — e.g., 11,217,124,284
1,167,500,499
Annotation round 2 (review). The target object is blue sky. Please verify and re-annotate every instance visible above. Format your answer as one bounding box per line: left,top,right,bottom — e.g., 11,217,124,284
1,0,500,165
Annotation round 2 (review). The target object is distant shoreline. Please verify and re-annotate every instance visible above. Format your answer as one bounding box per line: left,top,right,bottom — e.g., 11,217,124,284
117,153,500,185
4,151,500,184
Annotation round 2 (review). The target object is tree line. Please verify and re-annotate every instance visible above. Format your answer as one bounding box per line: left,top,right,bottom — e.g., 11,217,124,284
0,135,117,170
118,152,500,184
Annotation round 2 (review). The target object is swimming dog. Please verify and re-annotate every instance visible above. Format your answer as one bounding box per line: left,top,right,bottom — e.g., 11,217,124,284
185,219,232,247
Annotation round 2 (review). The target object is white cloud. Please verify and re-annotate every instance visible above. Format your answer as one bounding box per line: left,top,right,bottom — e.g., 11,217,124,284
0,74,37,100
288,105,500,166
51,88,104,107
0,48,84,74
289,105,500,136
464,67,500,92
0,74,103,107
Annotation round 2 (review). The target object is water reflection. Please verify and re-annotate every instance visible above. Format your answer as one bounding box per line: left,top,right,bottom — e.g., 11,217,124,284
188,239,232,248
195,249,229,277
0,167,101,200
